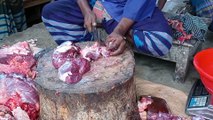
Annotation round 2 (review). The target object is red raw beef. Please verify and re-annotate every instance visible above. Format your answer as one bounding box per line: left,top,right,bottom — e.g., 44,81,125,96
0,42,36,78
12,107,30,120
100,46,110,57
0,105,15,119
58,58,90,84
52,41,80,69
80,42,110,61
138,96,153,113
138,96,187,120
0,74,39,120
52,41,110,84
0,41,32,56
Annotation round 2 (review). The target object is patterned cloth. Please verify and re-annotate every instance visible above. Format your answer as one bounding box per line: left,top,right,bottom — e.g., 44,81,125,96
0,0,27,40
93,1,112,21
168,13,208,42
42,0,173,57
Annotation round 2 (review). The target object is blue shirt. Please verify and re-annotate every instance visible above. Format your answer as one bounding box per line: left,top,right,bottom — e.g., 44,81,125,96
100,0,157,22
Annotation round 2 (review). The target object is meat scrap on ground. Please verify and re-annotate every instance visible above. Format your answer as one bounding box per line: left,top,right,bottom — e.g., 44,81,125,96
52,41,110,84
138,96,188,120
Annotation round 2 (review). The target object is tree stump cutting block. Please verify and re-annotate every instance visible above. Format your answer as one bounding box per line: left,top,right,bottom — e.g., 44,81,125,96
35,42,137,120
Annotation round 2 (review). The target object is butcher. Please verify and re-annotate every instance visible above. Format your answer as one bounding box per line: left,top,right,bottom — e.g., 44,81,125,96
42,0,172,57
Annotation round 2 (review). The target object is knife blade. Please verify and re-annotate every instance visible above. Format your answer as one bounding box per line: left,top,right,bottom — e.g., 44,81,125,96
92,27,105,45
93,27,99,41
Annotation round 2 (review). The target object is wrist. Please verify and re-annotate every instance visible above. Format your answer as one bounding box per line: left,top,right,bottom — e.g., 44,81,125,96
113,17,134,36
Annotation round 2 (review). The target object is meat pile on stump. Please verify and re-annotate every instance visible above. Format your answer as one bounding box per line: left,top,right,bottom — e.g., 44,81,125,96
52,41,110,84
0,42,39,120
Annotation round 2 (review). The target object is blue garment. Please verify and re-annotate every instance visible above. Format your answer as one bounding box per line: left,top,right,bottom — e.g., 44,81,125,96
42,0,173,56
101,0,156,22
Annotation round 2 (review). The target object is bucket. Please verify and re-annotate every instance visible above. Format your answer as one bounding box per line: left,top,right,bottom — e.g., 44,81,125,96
193,48,213,94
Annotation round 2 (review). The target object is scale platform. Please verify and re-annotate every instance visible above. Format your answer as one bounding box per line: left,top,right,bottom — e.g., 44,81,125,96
186,79,213,119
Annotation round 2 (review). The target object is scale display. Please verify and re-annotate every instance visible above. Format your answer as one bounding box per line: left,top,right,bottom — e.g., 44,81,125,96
186,80,213,120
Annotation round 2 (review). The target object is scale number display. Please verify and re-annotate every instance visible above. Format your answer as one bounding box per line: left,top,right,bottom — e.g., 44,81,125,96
189,96,208,107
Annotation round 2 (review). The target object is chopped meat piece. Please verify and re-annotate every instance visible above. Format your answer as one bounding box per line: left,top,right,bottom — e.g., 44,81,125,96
52,41,80,69
138,96,187,120
80,42,110,61
0,42,36,78
12,107,30,120
80,42,101,61
0,105,15,120
0,74,39,120
147,112,187,120
0,41,39,120
138,96,153,113
0,55,36,78
0,41,32,56
100,46,110,57
58,58,90,84
52,41,110,84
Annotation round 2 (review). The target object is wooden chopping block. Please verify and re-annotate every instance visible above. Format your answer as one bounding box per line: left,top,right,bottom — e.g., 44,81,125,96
35,42,138,120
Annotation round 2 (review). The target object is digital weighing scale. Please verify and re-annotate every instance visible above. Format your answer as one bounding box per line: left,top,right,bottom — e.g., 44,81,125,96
186,79,213,119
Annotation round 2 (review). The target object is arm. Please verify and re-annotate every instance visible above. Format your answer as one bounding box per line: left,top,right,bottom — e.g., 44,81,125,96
113,18,134,36
157,0,167,10
77,0,96,32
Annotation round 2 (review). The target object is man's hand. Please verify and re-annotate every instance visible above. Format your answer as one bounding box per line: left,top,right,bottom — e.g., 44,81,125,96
106,17,134,56
106,32,127,56
84,11,97,32
77,0,97,32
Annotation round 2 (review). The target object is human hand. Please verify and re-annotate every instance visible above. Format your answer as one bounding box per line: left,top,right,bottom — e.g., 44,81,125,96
106,32,127,56
84,11,97,32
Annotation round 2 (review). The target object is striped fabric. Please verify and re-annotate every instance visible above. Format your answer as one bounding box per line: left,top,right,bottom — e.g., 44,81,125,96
133,30,172,56
42,0,93,45
190,0,213,32
42,0,173,56
0,0,27,40
191,0,213,18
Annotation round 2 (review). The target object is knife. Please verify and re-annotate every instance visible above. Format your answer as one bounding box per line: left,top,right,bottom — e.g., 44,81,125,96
92,24,105,45
93,27,99,41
